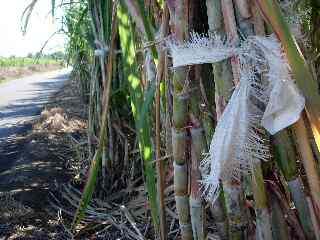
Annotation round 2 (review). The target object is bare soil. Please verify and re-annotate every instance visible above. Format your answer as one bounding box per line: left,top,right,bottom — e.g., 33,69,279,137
0,79,87,239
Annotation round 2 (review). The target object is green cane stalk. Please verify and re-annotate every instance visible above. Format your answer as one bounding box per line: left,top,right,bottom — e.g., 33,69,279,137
273,130,317,238
171,1,193,239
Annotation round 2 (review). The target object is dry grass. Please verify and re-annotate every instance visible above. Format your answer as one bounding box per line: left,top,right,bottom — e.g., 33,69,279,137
34,107,87,133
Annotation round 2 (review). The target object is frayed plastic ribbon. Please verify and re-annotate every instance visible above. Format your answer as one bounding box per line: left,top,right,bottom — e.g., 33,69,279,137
168,33,305,202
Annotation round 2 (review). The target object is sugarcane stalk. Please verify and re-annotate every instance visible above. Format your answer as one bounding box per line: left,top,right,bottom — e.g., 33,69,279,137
211,62,234,119
288,178,318,239
307,197,320,240
250,2,265,36
221,0,238,42
171,2,193,238
273,130,317,239
236,4,274,239
273,131,297,181
206,0,234,238
189,3,214,234
173,141,192,239
201,111,215,146
164,53,173,161
221,0,240,86
267,181,307,240
199,67,215,145
257,0,320,224
198,63,215,125
293,116,320,219
206,1,250,239
190,126,206,240
234,0,251,19
250,163,272,240
196,64,228,238
221,30,262,237
269,191,289,240
251,2,320,236
185,5,208,237
209,186,229,239
172,127,192,239
155,4,169,240
256,0,320,153
233,1,254,37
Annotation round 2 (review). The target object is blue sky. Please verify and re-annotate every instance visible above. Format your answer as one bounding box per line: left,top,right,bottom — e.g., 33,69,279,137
0,0,65,57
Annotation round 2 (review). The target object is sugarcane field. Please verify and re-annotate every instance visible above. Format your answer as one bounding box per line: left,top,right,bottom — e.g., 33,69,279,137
1,0,320,239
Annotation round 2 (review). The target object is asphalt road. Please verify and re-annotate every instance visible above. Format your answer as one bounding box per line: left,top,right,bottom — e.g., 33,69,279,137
0,69,70,172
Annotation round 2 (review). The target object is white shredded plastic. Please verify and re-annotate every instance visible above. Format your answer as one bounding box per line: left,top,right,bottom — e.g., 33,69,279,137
253,37,305,134
168,32,238,68
168,34,305,202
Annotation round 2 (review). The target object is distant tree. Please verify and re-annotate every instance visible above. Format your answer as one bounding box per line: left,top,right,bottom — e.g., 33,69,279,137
49,51,65,60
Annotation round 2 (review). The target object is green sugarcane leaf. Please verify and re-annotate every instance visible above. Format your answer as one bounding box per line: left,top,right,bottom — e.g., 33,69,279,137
118,3,159,231
21,0,38,34
139,82,156,128
71,149,102,228
135,0,158,60
51,0,55,17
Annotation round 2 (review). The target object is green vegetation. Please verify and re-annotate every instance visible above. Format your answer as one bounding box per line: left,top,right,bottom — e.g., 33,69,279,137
0,53,64,68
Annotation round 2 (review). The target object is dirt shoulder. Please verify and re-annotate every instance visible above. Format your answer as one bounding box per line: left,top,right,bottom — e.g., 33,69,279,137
0,64,63,83
0,78,87,239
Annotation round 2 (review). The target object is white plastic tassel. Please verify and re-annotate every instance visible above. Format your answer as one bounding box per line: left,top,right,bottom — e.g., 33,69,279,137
168,32,238,68
262,79,305,135
251,36,305,135
200,79,267,201
168,34,305,202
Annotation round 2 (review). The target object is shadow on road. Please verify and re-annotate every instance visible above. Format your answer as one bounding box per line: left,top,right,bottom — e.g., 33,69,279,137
0,73,87,239
0,73,69,173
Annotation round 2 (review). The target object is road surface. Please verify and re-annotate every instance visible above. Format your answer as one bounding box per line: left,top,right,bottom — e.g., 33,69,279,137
0,69,70,172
